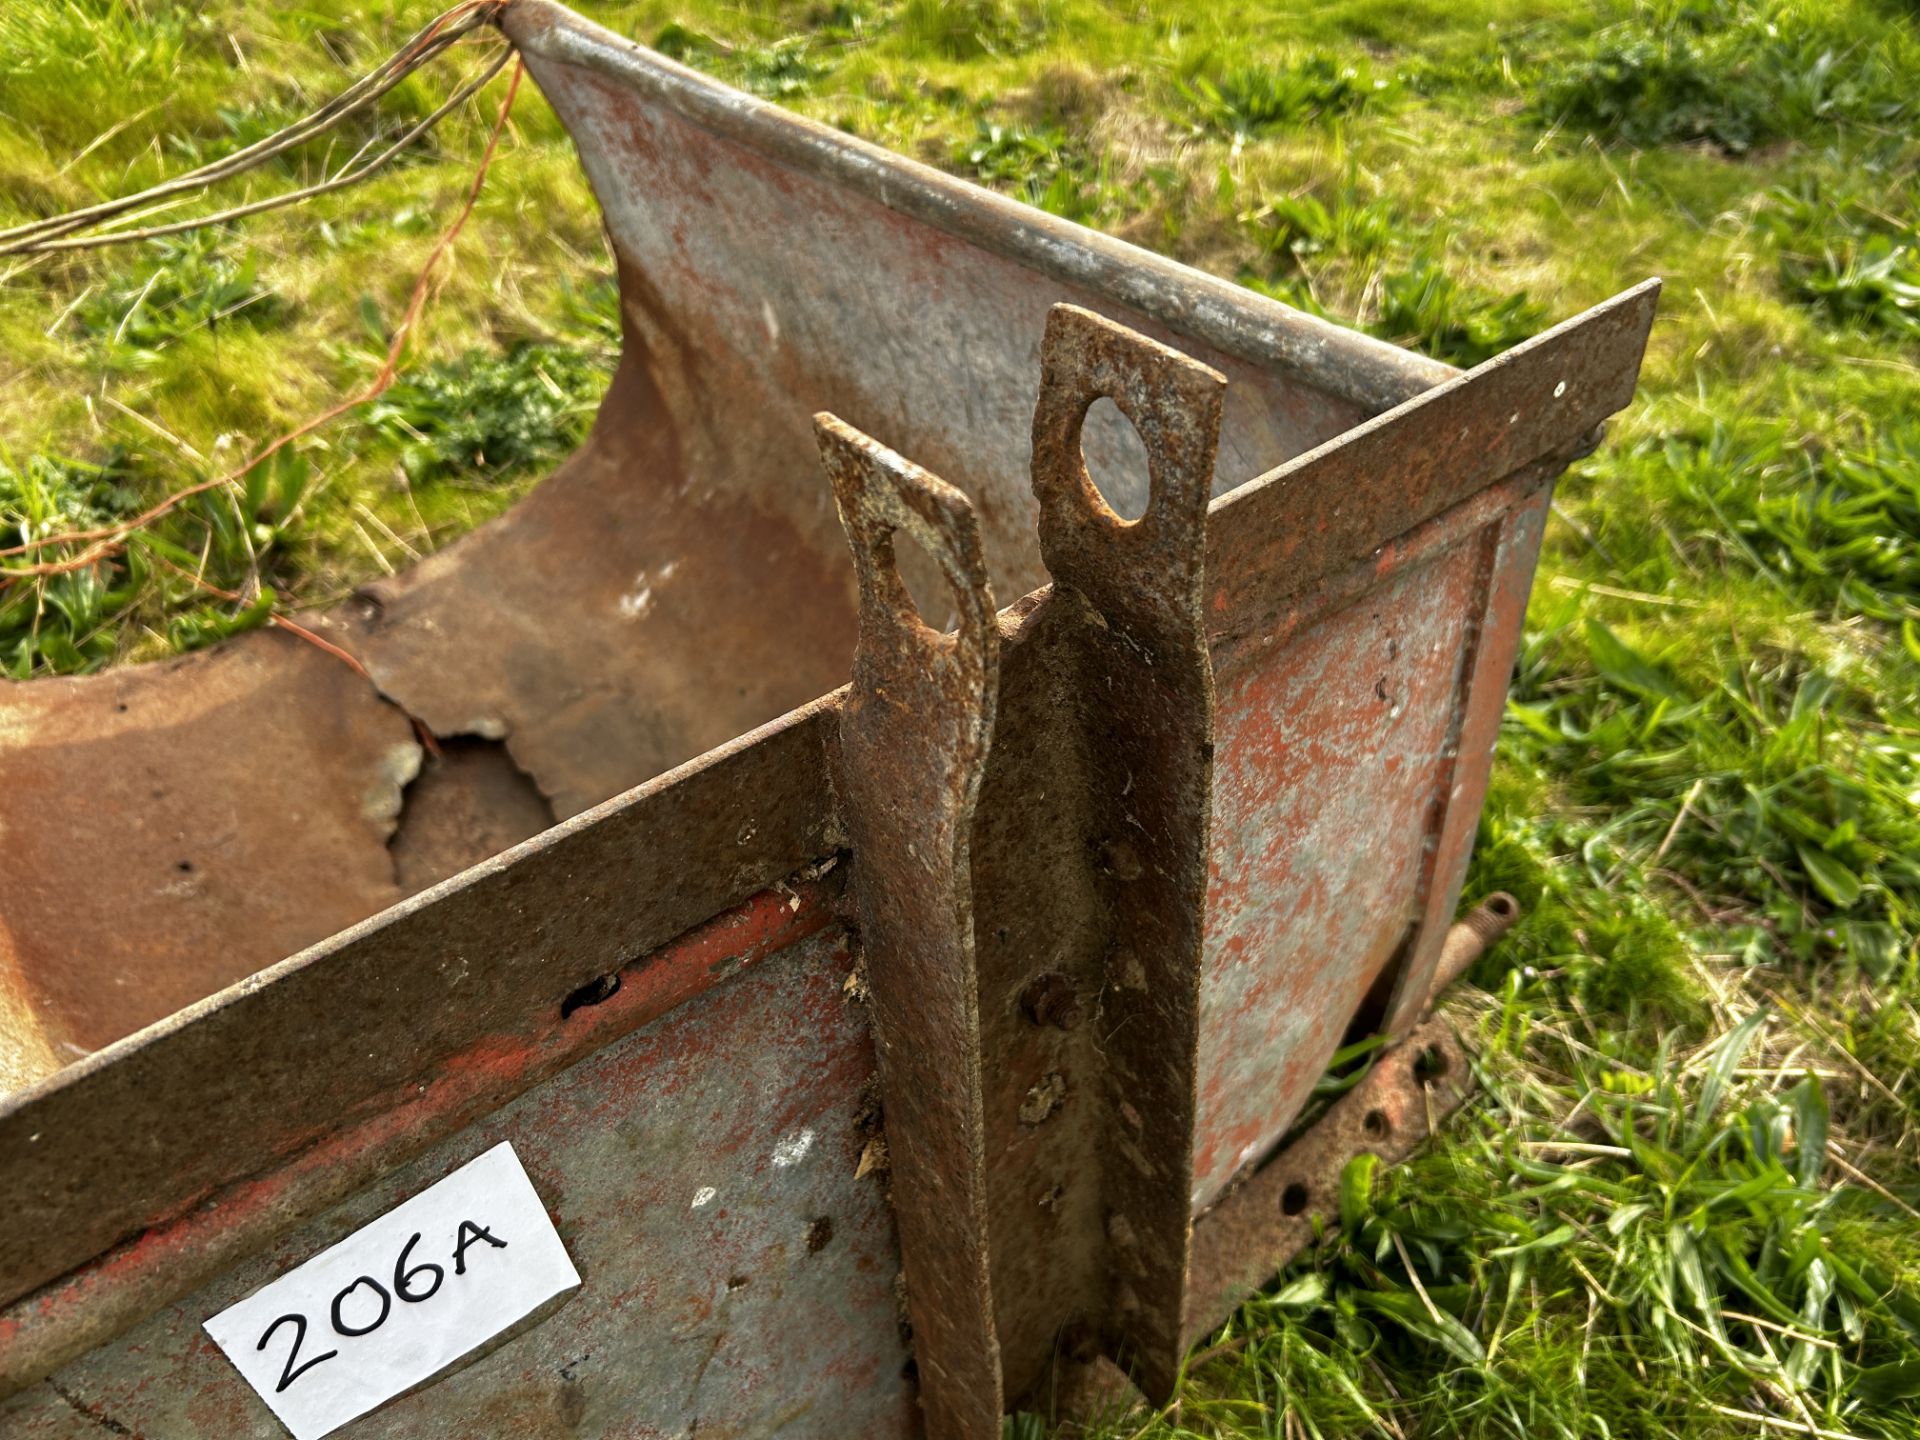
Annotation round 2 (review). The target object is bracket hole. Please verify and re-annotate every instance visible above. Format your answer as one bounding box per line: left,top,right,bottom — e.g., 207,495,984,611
1414,1044,1450,1083
1080,396,1150,523
1363,1108,1391,1139
1281,1182,1310,1216
888,528,961,635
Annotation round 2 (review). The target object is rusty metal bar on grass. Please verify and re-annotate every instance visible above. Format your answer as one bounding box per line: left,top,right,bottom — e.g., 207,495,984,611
1184,1015,1478,1348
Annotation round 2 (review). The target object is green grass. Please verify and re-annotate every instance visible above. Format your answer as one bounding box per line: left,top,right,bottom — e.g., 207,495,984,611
2,0,1918,1436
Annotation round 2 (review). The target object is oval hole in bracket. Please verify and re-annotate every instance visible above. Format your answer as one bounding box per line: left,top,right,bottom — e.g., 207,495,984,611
1079,396,1151,524
889,526,964,636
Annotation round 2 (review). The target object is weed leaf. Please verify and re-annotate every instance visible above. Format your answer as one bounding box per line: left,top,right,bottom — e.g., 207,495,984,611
1795,845,1863,909
1583,619,1688,702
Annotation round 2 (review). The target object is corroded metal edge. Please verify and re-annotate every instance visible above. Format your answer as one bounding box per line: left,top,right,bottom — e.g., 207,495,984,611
1204,278,1660,648
817,415,1005,1440
1183,1015,1477,1348
499,0,1453,417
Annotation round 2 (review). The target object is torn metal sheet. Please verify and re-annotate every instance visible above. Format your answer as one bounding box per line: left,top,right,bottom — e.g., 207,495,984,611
329,330,863,822
0,632,416,1070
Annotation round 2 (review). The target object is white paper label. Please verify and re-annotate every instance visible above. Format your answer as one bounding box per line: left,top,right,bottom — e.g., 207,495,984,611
204,1142,580,1440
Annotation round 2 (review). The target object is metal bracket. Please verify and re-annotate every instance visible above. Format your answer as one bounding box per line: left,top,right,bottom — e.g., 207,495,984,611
815,414,1004,1440
983,307,1224,1404
823,307,1225,1437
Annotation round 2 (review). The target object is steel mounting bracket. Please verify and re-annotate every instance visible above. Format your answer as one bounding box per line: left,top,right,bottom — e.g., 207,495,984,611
826,305,1227,1435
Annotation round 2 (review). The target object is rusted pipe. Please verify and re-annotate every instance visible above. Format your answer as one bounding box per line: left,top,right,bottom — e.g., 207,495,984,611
1427,892,1521,1005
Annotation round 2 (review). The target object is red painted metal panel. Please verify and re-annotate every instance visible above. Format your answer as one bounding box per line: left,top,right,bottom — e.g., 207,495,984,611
1385,488,1554,1034
0,906,909,1438
1195,529,1493,1206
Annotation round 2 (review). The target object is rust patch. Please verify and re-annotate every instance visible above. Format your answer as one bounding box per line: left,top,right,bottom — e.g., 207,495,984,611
0,632,415,1066
829,306,1230,1420
1018,1073,1067,1126
1183,1016,1476,1347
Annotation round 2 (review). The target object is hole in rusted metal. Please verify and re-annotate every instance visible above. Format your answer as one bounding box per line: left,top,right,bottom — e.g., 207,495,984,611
889,528,960,635
805,1216,835,1253
175,860,194,874
726,1274,750,1290
1414,1043,1450,1082
560,972,621,1019
1080,396,1150,523
1364,1108,1390,1138
388,736,557,898
1281,1182,1309,1216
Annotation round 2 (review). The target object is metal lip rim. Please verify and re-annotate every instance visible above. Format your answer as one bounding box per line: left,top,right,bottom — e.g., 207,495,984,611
500,0,1456,418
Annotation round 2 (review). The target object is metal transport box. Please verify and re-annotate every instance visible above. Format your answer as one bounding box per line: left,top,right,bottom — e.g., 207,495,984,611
0,2,1656,1434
